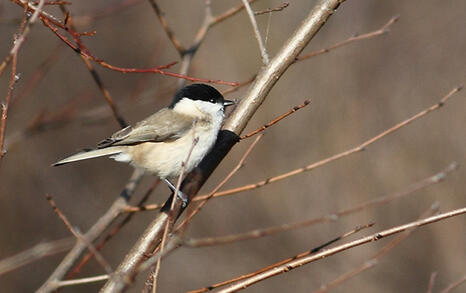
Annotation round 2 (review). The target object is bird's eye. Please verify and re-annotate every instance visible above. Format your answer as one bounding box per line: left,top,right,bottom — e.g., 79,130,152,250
209,98,215,103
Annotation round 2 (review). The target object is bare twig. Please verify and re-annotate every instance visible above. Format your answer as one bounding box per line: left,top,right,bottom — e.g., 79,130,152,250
67,178,160,279
147,0,184,53
255,2,289,16
59,5,127,128
148,0,256,88
211,0,258,25
38,15,237,86
241,99,310,139
297,15,399,61
241,0,270,64
314,203,439,293
218,207,466,293
439,274,466,293
152,133,199,292
427,272,438,293
38,169,144,293
0,50,18,165
44,194,113,274
189,223,374,293
221,15,399,96
54,274,109,288
0,0,45,76
0,238,74,276
183,163,457,247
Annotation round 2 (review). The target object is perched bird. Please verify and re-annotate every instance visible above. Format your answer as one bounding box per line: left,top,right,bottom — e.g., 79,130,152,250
54,83,234,201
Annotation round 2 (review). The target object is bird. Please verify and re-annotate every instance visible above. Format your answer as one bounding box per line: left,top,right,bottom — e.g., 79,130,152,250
54,83,235,202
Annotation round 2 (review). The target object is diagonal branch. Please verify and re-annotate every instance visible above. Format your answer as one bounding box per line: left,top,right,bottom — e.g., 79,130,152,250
0,0,45,76
37,169,144,293
313,203,439,293
59,5,127,128
219,207,466,293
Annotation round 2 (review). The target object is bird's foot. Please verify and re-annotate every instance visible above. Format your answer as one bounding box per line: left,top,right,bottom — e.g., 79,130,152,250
163,179,188,208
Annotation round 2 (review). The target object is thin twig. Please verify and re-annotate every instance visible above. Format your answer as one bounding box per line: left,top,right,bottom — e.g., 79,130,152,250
314,202,439,293
148,0,254,88
255,2,289,15
241,0,269,64
38,169,144,293
147,0,184,53
189,223,374,293
427,272,438,293
54,274,109,288
59,5,127,128
0,0,45,77
44,194,113,274
297,15,400,61
218,207,466,293
39,16,238,86
439,274,466,293
221,15,400,96
152,132,199,292
0,238,74,276
211,0,258,25
183,163,457,247
67,178,160,279
241,99,310,139
199,85,463,200
0,52,18,165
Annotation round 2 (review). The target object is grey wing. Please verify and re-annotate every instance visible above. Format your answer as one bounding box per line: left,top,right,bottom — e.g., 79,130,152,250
97,108,193,148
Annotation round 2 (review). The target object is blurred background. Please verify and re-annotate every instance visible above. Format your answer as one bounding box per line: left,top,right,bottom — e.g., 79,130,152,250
0,0,465,292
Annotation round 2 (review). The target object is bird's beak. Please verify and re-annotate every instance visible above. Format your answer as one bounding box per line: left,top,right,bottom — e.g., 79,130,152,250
223,100,235,107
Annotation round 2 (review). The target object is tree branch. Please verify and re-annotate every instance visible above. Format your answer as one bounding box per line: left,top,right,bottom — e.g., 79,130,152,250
219,207,466,292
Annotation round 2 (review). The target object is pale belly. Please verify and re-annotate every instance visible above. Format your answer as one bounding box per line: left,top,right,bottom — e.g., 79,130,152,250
111,127,218,179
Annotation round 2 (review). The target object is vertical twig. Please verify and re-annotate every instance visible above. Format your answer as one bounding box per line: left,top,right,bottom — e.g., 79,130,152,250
241,0,270,64
0,52,18,165
151,130,199,292
427,272,438,293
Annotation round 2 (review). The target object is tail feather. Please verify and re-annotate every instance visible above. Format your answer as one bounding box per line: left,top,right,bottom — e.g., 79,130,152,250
53,147,123,166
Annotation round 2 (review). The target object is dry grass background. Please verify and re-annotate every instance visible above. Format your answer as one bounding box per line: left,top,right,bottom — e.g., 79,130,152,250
0,0,465,292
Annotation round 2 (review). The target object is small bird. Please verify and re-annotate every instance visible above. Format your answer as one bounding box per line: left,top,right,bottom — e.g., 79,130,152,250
54,83,234,201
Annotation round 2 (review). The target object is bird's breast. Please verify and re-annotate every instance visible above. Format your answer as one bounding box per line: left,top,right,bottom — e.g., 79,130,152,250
124,122,219,179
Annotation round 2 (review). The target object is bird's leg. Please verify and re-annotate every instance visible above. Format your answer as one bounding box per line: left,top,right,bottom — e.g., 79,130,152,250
163,178,188,207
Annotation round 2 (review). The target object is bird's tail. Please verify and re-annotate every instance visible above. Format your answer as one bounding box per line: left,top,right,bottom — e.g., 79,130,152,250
53,146,124,166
